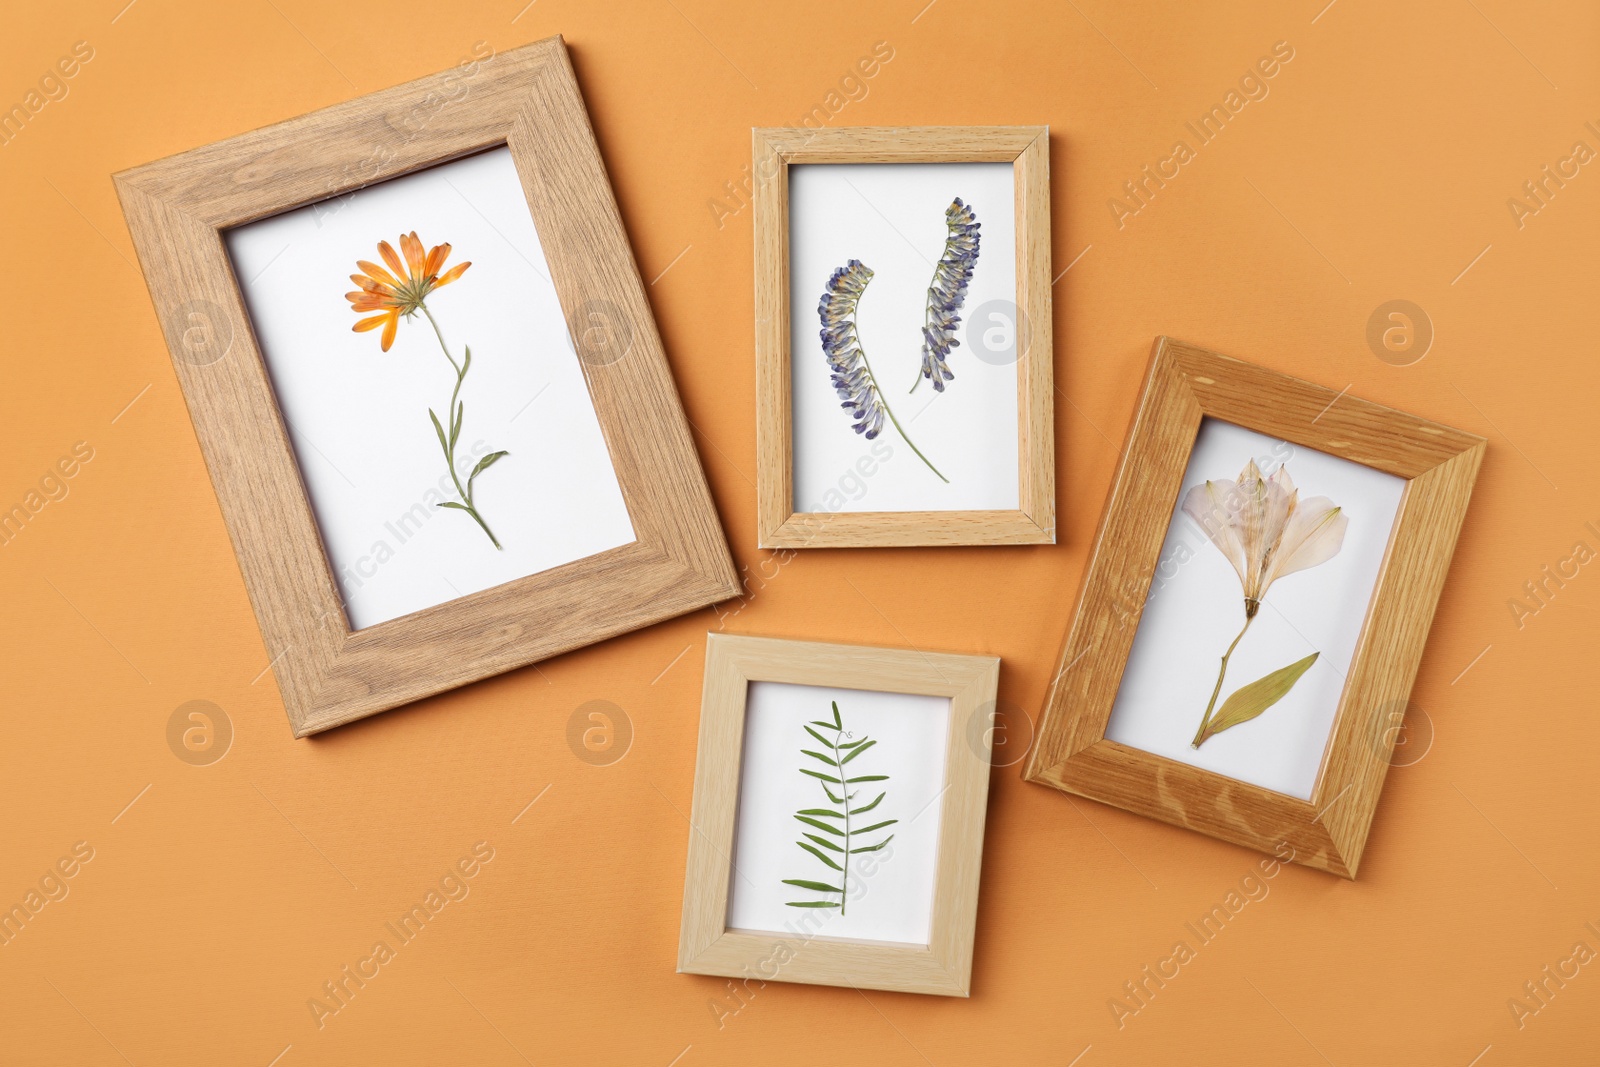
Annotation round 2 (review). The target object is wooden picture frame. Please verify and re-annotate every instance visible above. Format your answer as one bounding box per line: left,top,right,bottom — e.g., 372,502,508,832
1022,337,1485,878
677,633,999,996
752,126,1055,548
114,37,737,737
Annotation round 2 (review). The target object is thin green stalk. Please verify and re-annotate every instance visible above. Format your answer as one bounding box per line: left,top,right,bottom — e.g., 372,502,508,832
420,304,501,550
1192,611,1255,748
852,325,948,483
833,734,851,916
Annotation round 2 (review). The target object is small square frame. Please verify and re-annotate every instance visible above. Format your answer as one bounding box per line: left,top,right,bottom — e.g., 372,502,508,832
753,126,1055,548
1022,337,1485,878
115,38,737,736
677,633,999,996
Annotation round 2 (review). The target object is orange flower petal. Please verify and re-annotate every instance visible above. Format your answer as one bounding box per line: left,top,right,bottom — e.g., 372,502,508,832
380,313,398,351
378,240,407,281
349,274,395,295
433,261,471,288
401,232,426,277
353,313,391,332
357,260,400,288
424,243,450,278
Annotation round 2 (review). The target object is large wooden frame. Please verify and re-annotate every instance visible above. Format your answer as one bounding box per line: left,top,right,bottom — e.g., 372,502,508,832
678,633,999,996
1022,337,1485,878
115,37,737,737
753,126,1055,549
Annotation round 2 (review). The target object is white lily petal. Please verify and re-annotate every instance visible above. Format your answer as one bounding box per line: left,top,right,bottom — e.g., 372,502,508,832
1182,481,1249,587
1268,500,1348,585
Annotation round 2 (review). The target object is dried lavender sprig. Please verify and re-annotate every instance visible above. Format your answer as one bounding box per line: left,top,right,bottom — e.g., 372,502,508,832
819,260,948,483
909,197,981,394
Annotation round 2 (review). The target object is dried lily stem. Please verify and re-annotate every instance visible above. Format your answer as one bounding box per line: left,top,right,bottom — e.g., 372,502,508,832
1192,607,1255,748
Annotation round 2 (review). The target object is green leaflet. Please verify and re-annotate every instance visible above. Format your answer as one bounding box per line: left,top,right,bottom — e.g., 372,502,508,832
849,792,885,816
849,834,894,854
468,450,508,491
839,739,876,764
796,841,842,871
794,815,844,836
803,833,844,853
783,700,895,917
1200,652,1320,745
428,408,449,457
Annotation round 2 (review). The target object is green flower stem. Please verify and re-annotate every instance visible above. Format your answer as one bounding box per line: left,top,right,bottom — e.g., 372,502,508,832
830,733,852,916
1192,611,1255,748
420,303,502,550
854,329,949,484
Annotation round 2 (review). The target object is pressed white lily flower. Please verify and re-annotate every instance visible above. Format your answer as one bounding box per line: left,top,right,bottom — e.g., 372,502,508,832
1181,460,1348,619
1180,460,1348,747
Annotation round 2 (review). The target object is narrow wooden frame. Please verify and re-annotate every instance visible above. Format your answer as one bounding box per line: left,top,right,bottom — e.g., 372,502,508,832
115,37,737,736
1022,337,1485,878
753,126,1055,548
678,634,999,996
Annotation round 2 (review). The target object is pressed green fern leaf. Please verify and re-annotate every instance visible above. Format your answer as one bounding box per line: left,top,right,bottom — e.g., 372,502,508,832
783,701,899,913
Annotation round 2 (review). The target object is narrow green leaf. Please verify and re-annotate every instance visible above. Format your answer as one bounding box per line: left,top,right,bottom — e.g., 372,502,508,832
821,783,846,805
839,739,877,764
437,501,469,511
849,834,895,854
845,774,889,783
1200,652,1320,745
794,815,844,836
803,725,834,748
849,792,885,816
854,819,898,835
785,901,841,908
428,408,449,458
796,842,842,870
449,400,462,449
803,833,844,853
796,808,844,819
829,701,842,729
809,720,840,731
461,345,472,374
801,748,838,767
799,768,842,784
837,738,869,750
781,879,842,893
467,451,505,479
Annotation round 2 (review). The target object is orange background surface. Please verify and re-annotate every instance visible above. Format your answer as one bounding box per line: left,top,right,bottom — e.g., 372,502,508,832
2,1,1596,1064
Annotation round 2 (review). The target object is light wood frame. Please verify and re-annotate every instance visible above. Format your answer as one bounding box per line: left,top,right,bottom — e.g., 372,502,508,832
678,633,999,996
114,37,738,737
753,126,1055,549
1022,337,1485,878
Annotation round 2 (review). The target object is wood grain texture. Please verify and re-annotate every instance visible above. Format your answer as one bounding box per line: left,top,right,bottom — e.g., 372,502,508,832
677,633,999,996
753,126,1054,549
1022,337,1485,878
113,37,738,736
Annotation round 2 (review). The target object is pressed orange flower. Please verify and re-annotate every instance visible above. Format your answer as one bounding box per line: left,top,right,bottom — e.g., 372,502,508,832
342,231,507,549
346,231,471,352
